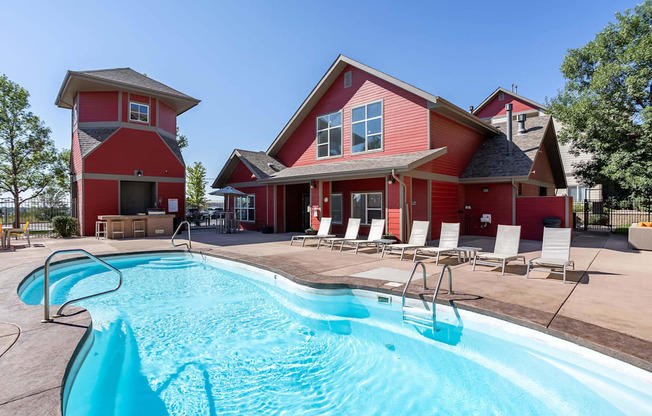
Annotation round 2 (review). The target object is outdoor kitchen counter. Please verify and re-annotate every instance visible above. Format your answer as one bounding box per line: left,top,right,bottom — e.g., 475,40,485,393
98,214,175,238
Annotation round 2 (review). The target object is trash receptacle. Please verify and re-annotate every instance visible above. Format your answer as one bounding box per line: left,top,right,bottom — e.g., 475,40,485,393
543,216,562,228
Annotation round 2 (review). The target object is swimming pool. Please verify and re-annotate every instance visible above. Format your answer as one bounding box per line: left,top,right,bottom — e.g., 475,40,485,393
19,252,652,415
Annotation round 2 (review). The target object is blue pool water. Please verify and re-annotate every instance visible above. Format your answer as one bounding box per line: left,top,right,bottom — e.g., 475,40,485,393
19,253,652,415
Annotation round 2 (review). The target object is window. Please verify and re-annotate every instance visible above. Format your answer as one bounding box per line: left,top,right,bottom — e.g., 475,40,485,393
499,91,505,101
234,194,255,222
316,111,342,158
130,102,149,123
344,71,352,88
331,193,343,224
351,192,382,225
351,101,382,153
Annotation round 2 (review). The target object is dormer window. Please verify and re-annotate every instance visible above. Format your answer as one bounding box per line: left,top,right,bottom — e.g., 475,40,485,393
316,111,342,158
130,102,149,123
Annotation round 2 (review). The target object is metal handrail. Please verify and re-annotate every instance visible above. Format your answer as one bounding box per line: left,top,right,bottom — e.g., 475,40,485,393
42,249,123,322
401,262,453,332
171,221,191,249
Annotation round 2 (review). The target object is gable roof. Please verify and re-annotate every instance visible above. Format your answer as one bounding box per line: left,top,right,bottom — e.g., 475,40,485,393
460,115,566,187
212,149,287,188
473,87,546,116
266,55,497,156
55,68,200,115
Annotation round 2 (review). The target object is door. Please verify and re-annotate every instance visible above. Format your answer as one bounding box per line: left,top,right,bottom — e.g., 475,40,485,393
301,193,310,230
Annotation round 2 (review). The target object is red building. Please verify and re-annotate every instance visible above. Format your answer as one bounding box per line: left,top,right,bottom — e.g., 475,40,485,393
55,68,199,236
213,56,569,241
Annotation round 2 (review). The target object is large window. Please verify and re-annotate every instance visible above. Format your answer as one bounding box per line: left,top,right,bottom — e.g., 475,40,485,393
351,192,382,225
234,194,255,222
130,102,149,123
351,101,382,153
316,111,342,158
568,186,588,201
331,193,343,224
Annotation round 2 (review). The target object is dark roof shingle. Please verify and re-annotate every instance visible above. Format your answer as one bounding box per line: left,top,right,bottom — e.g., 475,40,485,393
77,128,119,157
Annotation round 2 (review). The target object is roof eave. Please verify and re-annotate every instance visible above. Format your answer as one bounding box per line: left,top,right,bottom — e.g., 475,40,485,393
428,98,498,135
472,86,547,115
211,150,240,188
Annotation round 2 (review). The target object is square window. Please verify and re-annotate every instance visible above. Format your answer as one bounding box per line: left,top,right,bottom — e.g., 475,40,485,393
129,102,149,123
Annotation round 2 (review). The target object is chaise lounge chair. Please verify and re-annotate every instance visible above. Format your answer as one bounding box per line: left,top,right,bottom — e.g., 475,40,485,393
317,218,361,250
472,224,525,275
412,222,460,264
339,219,386,253
381,220,430,261
290,217,335,247
527,227,575,283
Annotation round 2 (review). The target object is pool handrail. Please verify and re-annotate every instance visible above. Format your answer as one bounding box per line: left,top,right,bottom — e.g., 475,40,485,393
42,249,123,322
171,221,191,250
401,262,453,332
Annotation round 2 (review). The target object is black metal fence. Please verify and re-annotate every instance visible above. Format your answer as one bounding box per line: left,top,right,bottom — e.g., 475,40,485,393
574,198,652,231
0,198,71,238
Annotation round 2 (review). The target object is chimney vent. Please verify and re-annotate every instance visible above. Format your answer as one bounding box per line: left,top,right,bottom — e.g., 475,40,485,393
505,104,513,155
517,114,527,134
468,105,474,113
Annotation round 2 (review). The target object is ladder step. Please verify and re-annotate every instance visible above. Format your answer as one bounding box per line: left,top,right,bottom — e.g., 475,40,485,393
403,315,434,329
402,306,432,316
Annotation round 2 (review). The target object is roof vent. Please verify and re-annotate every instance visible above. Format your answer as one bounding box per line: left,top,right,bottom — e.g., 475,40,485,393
468,105,474,113
344,71,352,88
505,104,513,155
517,114,527,134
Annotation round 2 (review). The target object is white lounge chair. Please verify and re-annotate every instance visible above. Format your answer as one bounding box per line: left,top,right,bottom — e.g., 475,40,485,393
413,222,460,264
472,225,526,275
527,227,575,283
317,218,361,250
381,220,430,261
339,219,386,253
290,217,335,247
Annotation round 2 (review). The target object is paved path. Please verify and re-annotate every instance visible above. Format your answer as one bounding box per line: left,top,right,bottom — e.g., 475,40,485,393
0,230,650,414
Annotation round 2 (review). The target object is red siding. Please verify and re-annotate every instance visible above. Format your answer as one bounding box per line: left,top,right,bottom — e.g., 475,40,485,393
419,112,485,176
475,92,540,119
386,180,401,238
464,183,513,236
233,185,268,231
227,161,257,183
83,179,119,236
159,101,176,134
150,99,157,127
265,186,274,227
121,92,129,121
431,181,464,238
521,183,541,197
276,185,285,233
529,143,555,185
78,91,119,122
516,196,571,240
71,130,83,175
84,129,184,177
130,93,149,104
275,64,429,167
322,181,331,219
157,182,185,219
411,178,429,222
331,178,386,236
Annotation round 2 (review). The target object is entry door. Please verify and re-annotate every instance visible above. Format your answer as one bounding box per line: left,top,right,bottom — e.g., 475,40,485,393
301,193,310,230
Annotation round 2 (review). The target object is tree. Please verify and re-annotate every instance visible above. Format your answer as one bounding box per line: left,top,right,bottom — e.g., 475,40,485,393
186,161,207,209
0,75,62,226
547,1,652,198
176,127,188,151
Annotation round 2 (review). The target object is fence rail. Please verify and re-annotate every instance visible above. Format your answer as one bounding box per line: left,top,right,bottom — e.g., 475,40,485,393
0,198,71,239
574,198,652,231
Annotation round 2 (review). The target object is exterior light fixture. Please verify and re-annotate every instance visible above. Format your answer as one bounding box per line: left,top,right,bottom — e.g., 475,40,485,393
388,176,396,185
310,181,317,189
135,170,143,177
482,186,489,193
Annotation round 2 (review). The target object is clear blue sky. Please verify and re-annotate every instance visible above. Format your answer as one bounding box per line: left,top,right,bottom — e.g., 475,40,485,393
0,0,637,192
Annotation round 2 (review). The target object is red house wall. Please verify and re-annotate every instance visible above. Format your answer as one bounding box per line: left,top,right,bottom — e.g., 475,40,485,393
386,181,401,238
157,182,185,218
276,185,285,233
475,92,540,119
275,64,429,167
411,178,428,222
121,92,129,121
285,183,308,233
150,99,157,127
465,183,513,236
71,131,83,174
83,179,119,236
227,161,257,183
431,181,464,239
232,185,268,231
529,142,556,185
159,101,176,134
516,196,570,240
331,178,386,236
418,112,486,176
84,129,184,177
78,91,119,122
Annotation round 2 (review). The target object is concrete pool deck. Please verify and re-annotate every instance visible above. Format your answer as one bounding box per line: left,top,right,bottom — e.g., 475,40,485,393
1,230,651,414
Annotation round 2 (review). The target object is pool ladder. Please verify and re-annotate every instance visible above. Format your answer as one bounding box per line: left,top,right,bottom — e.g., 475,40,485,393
42,249,123,323
171,220,192,250
401,262,453,332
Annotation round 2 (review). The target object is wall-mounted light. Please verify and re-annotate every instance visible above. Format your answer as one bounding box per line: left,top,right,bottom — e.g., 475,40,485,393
387,176,396,185
135,170,143,177
310,181,317,189
482,186,489,193
69,171,76,177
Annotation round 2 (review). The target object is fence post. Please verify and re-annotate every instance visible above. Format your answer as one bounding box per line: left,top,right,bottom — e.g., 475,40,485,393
583,199,588,231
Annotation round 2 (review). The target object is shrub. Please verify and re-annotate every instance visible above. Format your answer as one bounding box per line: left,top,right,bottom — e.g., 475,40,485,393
52,216,78,238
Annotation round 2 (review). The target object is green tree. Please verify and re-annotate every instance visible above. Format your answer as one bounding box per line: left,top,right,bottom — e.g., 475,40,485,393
547,1,652,197
186,161,207,209
0,75,62,226
176,127,188,151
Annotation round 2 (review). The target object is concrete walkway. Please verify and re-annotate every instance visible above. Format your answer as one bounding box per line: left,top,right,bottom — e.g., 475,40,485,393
0,230,651,414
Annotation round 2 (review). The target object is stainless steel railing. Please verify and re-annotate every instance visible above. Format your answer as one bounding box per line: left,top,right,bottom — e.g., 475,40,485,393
401,262,453,332
42,249,123,322
171,221,191,249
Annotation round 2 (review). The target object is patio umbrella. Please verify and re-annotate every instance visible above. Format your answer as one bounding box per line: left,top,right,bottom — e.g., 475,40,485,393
209,186,248,230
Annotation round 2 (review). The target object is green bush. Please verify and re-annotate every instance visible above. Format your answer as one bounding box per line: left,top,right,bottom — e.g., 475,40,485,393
52,216,78,238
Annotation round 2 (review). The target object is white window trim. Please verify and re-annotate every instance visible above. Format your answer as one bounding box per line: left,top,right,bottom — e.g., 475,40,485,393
129,101,150,124
350,191,383,225
350,99,383,155
331,193,343,224
234,194,256,222
316,110,343,160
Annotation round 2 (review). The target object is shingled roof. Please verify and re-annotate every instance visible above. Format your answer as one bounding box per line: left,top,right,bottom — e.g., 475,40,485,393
460,115,565,187
77,128,119,158
211,149,287,188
